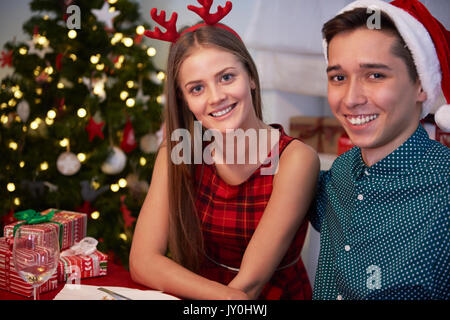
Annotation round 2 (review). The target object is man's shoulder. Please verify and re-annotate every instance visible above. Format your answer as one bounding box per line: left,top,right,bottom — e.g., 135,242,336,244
422,140,450,173
330,146,359,171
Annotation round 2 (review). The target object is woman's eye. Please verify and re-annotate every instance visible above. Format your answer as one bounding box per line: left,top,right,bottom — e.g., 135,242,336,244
190,85,203,94
221,73,234,82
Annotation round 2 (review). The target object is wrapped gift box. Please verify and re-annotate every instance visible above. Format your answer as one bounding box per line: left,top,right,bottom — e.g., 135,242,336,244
4,209,87,251
290,116,348,154
57,250,108,282
0,237,58,297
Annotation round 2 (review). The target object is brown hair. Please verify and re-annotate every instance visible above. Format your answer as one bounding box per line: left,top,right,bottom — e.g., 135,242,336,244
322,7,418,82
163,25,262,272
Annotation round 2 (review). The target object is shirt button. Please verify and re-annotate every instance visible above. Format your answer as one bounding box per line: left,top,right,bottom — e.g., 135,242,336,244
337,294,343,300
344,245,351,251
364,169,370,176
357,194,364,201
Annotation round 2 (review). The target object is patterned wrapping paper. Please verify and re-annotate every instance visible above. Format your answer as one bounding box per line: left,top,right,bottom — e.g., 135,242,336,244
57,250,108,282
3,208,87,251
290,116,347,154
0,237,58,297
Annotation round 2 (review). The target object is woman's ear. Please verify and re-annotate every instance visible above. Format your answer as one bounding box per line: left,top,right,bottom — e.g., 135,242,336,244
250,78,256,90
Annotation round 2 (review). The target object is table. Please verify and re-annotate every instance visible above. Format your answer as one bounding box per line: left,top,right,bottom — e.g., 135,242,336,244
0,259,149,300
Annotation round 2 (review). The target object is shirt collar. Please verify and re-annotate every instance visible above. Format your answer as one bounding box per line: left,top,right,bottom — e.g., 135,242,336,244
352,124,432,179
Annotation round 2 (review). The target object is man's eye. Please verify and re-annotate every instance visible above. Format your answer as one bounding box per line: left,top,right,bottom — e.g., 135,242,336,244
330,75,345,81
369,73,384,79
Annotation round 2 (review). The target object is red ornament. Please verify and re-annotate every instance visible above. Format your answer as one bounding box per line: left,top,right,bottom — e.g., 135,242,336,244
1,209,15,228
85,117,105,142
75,200,95,214
56,53,63,71
120,118,137,153
134,33,143,45
0,50,13,68
120,195,136,228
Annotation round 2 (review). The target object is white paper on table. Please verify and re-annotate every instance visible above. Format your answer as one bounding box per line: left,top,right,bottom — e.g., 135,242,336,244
53,284,180,300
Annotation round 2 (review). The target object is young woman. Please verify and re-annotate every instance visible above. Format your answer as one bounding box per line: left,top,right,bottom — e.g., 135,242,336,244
129,2,319,300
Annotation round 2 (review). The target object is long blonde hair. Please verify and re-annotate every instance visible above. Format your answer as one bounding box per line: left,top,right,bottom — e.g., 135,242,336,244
164,25,262,272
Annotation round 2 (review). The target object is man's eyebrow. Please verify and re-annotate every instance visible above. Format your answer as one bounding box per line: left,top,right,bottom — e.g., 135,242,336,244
326,63,392,73
359,63,392,70
326,65,341,73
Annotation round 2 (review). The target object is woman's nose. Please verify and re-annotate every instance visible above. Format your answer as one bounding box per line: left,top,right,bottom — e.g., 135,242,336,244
208,84,226,106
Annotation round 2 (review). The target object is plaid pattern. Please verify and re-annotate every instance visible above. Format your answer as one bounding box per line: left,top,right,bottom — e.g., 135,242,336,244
195,124,312,300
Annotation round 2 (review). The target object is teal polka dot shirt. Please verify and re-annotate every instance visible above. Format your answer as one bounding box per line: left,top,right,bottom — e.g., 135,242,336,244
309,124,449,300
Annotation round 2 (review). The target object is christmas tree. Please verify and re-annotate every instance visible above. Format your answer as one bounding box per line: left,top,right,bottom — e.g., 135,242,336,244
0,0,164,267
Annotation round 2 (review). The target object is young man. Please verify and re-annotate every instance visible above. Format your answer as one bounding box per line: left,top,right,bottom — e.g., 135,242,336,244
309,0,449,300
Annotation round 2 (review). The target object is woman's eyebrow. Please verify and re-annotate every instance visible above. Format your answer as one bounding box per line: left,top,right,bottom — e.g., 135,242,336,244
184,67,238,88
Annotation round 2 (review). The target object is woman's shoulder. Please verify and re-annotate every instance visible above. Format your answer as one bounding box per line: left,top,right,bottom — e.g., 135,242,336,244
280,138,319,169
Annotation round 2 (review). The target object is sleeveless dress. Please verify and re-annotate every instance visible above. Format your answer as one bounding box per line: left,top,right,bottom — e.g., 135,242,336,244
195,124,312,300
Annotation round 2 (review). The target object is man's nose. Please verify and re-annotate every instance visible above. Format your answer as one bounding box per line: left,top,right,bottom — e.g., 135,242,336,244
343,78,367,108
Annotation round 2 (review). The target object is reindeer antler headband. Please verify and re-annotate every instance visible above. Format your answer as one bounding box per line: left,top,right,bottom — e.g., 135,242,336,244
144,0,240,43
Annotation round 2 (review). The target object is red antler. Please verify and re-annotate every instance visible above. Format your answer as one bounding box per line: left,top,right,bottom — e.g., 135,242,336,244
144,8,180,43
187,0,232,25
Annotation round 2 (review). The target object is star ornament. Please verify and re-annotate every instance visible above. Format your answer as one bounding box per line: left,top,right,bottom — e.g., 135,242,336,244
0,50,13,67
85,116,105,141
92,2,120,30
27,38,53,59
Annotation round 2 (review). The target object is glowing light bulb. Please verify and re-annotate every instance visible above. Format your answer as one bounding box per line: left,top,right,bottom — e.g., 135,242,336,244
147,47,156,57
7,183,16,192
91,211,100,220
110,184,120,192
157,71,166,81
122,37,133,47
68,30,77,39
40,161,49,171
126,98,135,108
90,54,100,64
118,178,127,188
136,25,145,35
47,110,57,119
119,233,127,241
120,91,129,100
77,153,86,162
59,138,69,147
9,141,18,150
77,108,87,118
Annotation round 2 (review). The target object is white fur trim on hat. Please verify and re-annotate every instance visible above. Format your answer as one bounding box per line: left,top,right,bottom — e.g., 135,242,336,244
434,104,450,133
322,0,442,120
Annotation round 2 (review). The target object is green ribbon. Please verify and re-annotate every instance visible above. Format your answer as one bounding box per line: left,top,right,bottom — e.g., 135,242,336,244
13,209,63,248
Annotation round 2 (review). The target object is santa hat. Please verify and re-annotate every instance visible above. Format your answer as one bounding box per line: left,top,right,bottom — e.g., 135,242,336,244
322,0,450,132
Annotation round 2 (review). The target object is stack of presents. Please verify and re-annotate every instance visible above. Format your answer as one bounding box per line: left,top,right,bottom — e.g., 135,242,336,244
0,209,107,297
289,115,449,155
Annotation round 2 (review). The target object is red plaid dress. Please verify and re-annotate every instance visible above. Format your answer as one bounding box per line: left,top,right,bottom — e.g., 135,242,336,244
195,124,312,300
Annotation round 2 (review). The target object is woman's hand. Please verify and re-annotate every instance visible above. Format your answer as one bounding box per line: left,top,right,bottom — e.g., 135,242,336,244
225,286,251,300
